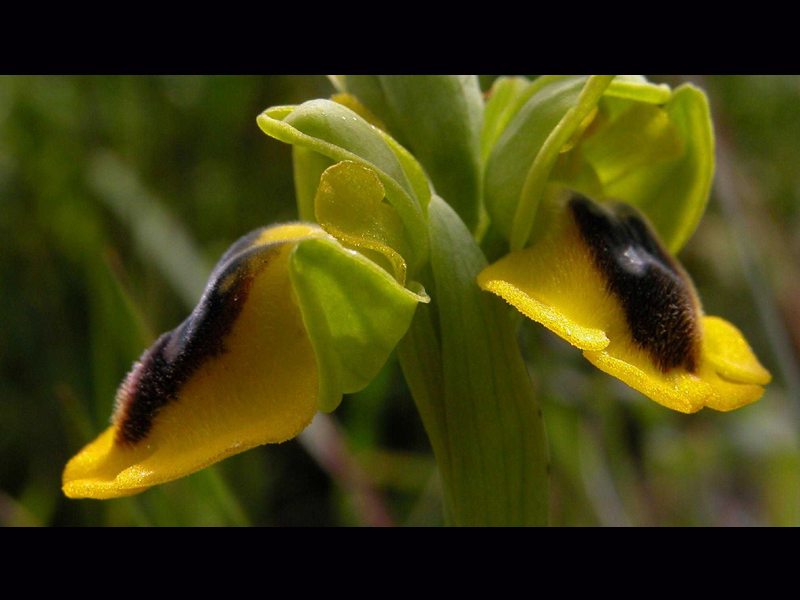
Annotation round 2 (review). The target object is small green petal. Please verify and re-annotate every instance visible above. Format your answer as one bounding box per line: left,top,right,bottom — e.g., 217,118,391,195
485,75,610,247
314,161,411,284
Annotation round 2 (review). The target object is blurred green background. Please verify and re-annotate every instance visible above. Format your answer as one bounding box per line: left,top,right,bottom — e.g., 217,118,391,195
1,75,798,526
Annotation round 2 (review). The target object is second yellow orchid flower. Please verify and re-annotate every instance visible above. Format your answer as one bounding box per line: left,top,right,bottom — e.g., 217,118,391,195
479,191,770,413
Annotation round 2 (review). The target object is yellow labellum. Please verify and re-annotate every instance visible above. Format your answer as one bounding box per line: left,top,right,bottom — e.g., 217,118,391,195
63,224,325,499
479,193,770,413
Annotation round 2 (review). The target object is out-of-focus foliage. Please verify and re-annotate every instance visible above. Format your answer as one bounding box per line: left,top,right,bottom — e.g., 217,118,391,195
1,75,798,526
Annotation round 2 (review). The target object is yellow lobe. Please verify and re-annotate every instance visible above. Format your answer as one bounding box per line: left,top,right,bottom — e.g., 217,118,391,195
702,369,766,412
700,315,770,411
63,224,323,499
255,223,324,245
702,316,772,386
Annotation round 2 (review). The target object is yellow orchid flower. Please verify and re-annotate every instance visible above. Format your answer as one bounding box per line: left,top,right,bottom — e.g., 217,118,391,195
64,165,429,500
64,94,439,500
479,191,771,413
473,75,770,415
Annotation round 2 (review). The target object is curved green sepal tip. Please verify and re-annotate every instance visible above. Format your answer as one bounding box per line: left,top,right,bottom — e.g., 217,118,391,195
604,75,673,104
289,236,429,413
257,99,429,270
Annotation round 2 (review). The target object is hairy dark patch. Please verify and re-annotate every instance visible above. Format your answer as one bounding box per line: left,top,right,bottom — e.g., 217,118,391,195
569,194,700,373
113,242,278,445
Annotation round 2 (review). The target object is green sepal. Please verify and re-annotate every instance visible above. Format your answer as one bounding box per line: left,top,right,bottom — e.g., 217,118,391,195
257,100,429,272
289,235,429,413
399,196,549,526
574,84,714,253
484,75,714,253
485,75,616,249
338,75,484,232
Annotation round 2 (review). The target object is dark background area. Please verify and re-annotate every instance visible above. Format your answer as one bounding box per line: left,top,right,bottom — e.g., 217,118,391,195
1,75,798,526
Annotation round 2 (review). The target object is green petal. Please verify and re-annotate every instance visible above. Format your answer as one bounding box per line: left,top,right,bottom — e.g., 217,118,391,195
485,75,613,248
314,161,411,284
289,236,429,413
339,75,484,232
329,92,432,212
257,99,428,271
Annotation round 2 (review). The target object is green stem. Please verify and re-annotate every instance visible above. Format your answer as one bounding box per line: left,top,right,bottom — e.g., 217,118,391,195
401,197,550,526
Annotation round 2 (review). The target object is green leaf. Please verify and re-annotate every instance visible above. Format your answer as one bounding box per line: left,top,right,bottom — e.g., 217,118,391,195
289,236,429,413
257,99,428,271
400,196,549,526
340,76,484,232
